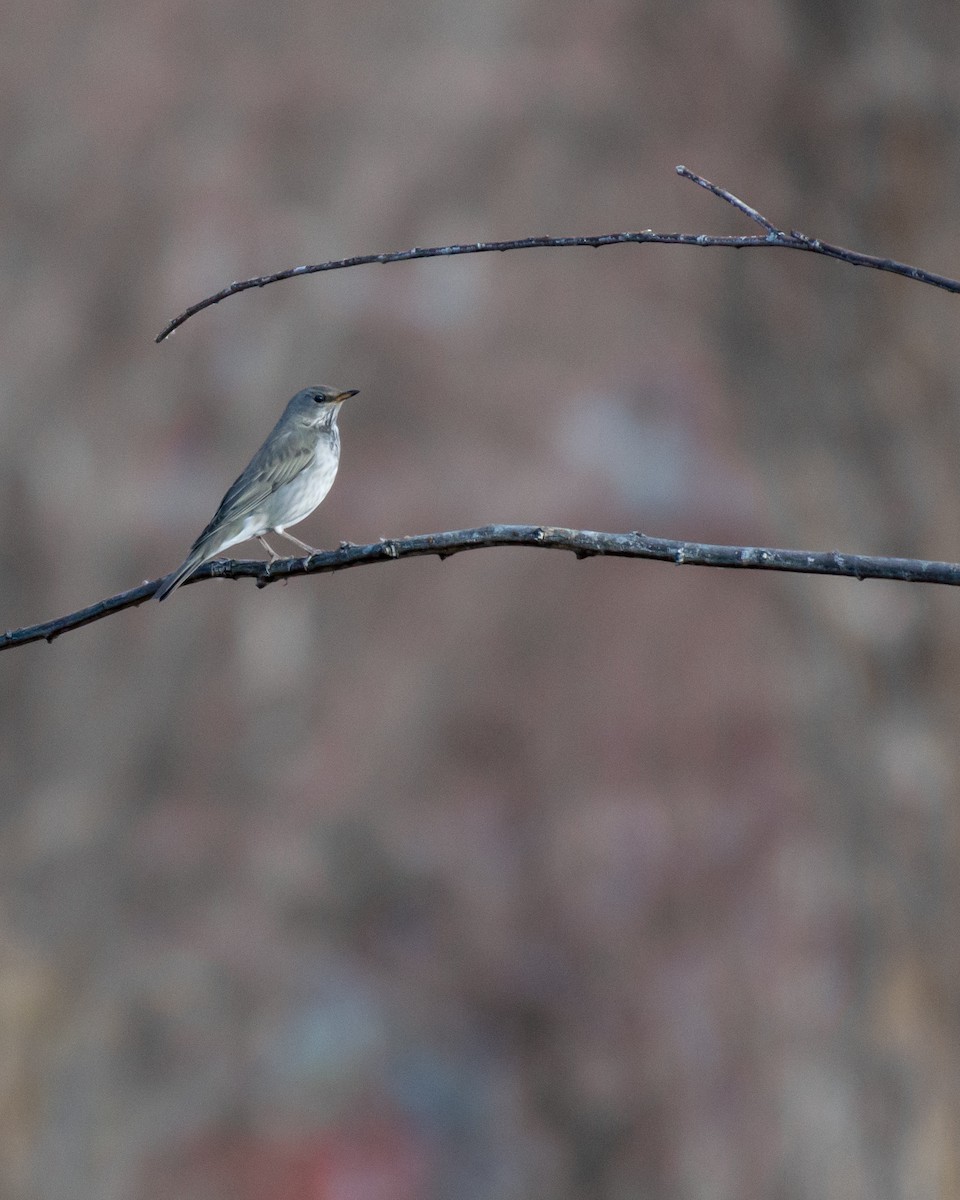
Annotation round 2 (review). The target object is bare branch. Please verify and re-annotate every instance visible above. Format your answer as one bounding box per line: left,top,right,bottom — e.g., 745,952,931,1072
675,165,781,233
156,165,960,341
5,526,960,652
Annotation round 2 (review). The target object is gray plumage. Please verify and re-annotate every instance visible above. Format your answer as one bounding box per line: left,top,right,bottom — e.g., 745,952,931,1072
156,385,358,600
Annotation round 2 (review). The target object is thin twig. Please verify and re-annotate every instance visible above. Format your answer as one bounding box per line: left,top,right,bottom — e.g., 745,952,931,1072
155,165,960,341
4,526,960,652
675,165,781,234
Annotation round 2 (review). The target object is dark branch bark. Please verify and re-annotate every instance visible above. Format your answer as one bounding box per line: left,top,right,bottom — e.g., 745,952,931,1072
156,166,960,341
5,526,960,652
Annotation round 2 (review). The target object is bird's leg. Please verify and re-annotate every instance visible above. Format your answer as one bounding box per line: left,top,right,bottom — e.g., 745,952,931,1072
275,529,320,555
257,535,283,562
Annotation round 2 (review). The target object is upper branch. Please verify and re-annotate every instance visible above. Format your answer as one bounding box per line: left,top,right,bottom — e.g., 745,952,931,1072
155,166,960,341
5,525,960,652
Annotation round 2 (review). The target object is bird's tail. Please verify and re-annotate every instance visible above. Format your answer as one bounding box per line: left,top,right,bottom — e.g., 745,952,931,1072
155,546,210,601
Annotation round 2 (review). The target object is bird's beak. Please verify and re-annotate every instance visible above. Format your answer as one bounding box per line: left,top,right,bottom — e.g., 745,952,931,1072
335,389,359,403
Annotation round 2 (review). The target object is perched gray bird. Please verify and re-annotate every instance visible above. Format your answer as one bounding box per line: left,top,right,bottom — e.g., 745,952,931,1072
156,385,359,600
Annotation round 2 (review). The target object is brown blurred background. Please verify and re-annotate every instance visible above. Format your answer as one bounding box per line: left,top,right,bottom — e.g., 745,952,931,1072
2,1,960,1198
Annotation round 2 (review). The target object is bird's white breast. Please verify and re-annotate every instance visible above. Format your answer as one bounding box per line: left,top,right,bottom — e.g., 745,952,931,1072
268,445,340,531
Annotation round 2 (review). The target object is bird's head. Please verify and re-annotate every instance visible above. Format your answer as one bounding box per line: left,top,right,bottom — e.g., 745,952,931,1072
287,385,359,429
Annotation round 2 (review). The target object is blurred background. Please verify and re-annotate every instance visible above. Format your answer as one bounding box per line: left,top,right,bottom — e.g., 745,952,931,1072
2,1,960,1197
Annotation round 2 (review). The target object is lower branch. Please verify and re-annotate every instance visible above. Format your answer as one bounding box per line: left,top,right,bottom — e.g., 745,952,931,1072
3,525,960,652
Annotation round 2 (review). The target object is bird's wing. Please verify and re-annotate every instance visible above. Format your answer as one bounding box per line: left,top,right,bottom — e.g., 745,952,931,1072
190,430,314,549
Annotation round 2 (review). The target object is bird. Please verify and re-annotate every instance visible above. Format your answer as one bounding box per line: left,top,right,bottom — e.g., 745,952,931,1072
156,385,359,600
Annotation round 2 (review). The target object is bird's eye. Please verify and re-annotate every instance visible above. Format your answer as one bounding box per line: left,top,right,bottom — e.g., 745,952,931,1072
313,393,323,403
